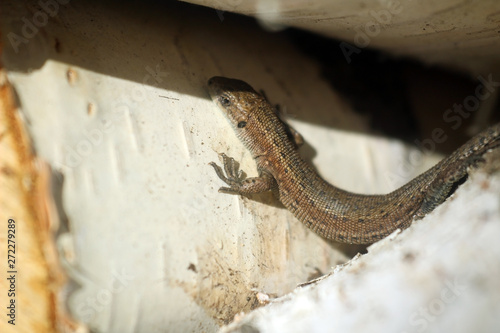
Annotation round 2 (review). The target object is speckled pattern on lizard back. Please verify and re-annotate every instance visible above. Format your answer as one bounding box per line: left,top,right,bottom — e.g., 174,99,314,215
208,76,500,244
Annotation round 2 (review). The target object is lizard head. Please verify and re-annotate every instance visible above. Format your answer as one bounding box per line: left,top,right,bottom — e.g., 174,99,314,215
207,76,268,132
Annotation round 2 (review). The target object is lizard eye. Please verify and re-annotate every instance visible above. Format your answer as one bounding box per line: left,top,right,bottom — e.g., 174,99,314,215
219,95,231,107
237,121,247,128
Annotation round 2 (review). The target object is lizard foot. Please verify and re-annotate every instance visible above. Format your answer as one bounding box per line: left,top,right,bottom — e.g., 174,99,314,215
210,153,275,195
209,153,246,194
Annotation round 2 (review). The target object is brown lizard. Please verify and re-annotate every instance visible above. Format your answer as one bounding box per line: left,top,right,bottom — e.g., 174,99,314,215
208,76,500,244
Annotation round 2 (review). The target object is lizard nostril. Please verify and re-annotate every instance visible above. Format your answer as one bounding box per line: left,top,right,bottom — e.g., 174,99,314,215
208,78,215,86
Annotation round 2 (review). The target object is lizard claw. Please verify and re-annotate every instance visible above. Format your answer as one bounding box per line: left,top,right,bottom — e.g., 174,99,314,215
210,153,246,192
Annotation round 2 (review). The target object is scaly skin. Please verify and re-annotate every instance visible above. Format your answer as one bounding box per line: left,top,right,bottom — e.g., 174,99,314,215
208,76,500,244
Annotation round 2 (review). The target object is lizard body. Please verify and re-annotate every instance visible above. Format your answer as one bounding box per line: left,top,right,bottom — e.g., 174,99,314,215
208,76,500,244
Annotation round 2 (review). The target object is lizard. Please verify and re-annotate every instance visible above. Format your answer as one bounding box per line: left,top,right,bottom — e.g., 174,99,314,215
207,76,500,244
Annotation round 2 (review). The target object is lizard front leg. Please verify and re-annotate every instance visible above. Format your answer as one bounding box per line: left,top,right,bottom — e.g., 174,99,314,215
210,153,276,195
